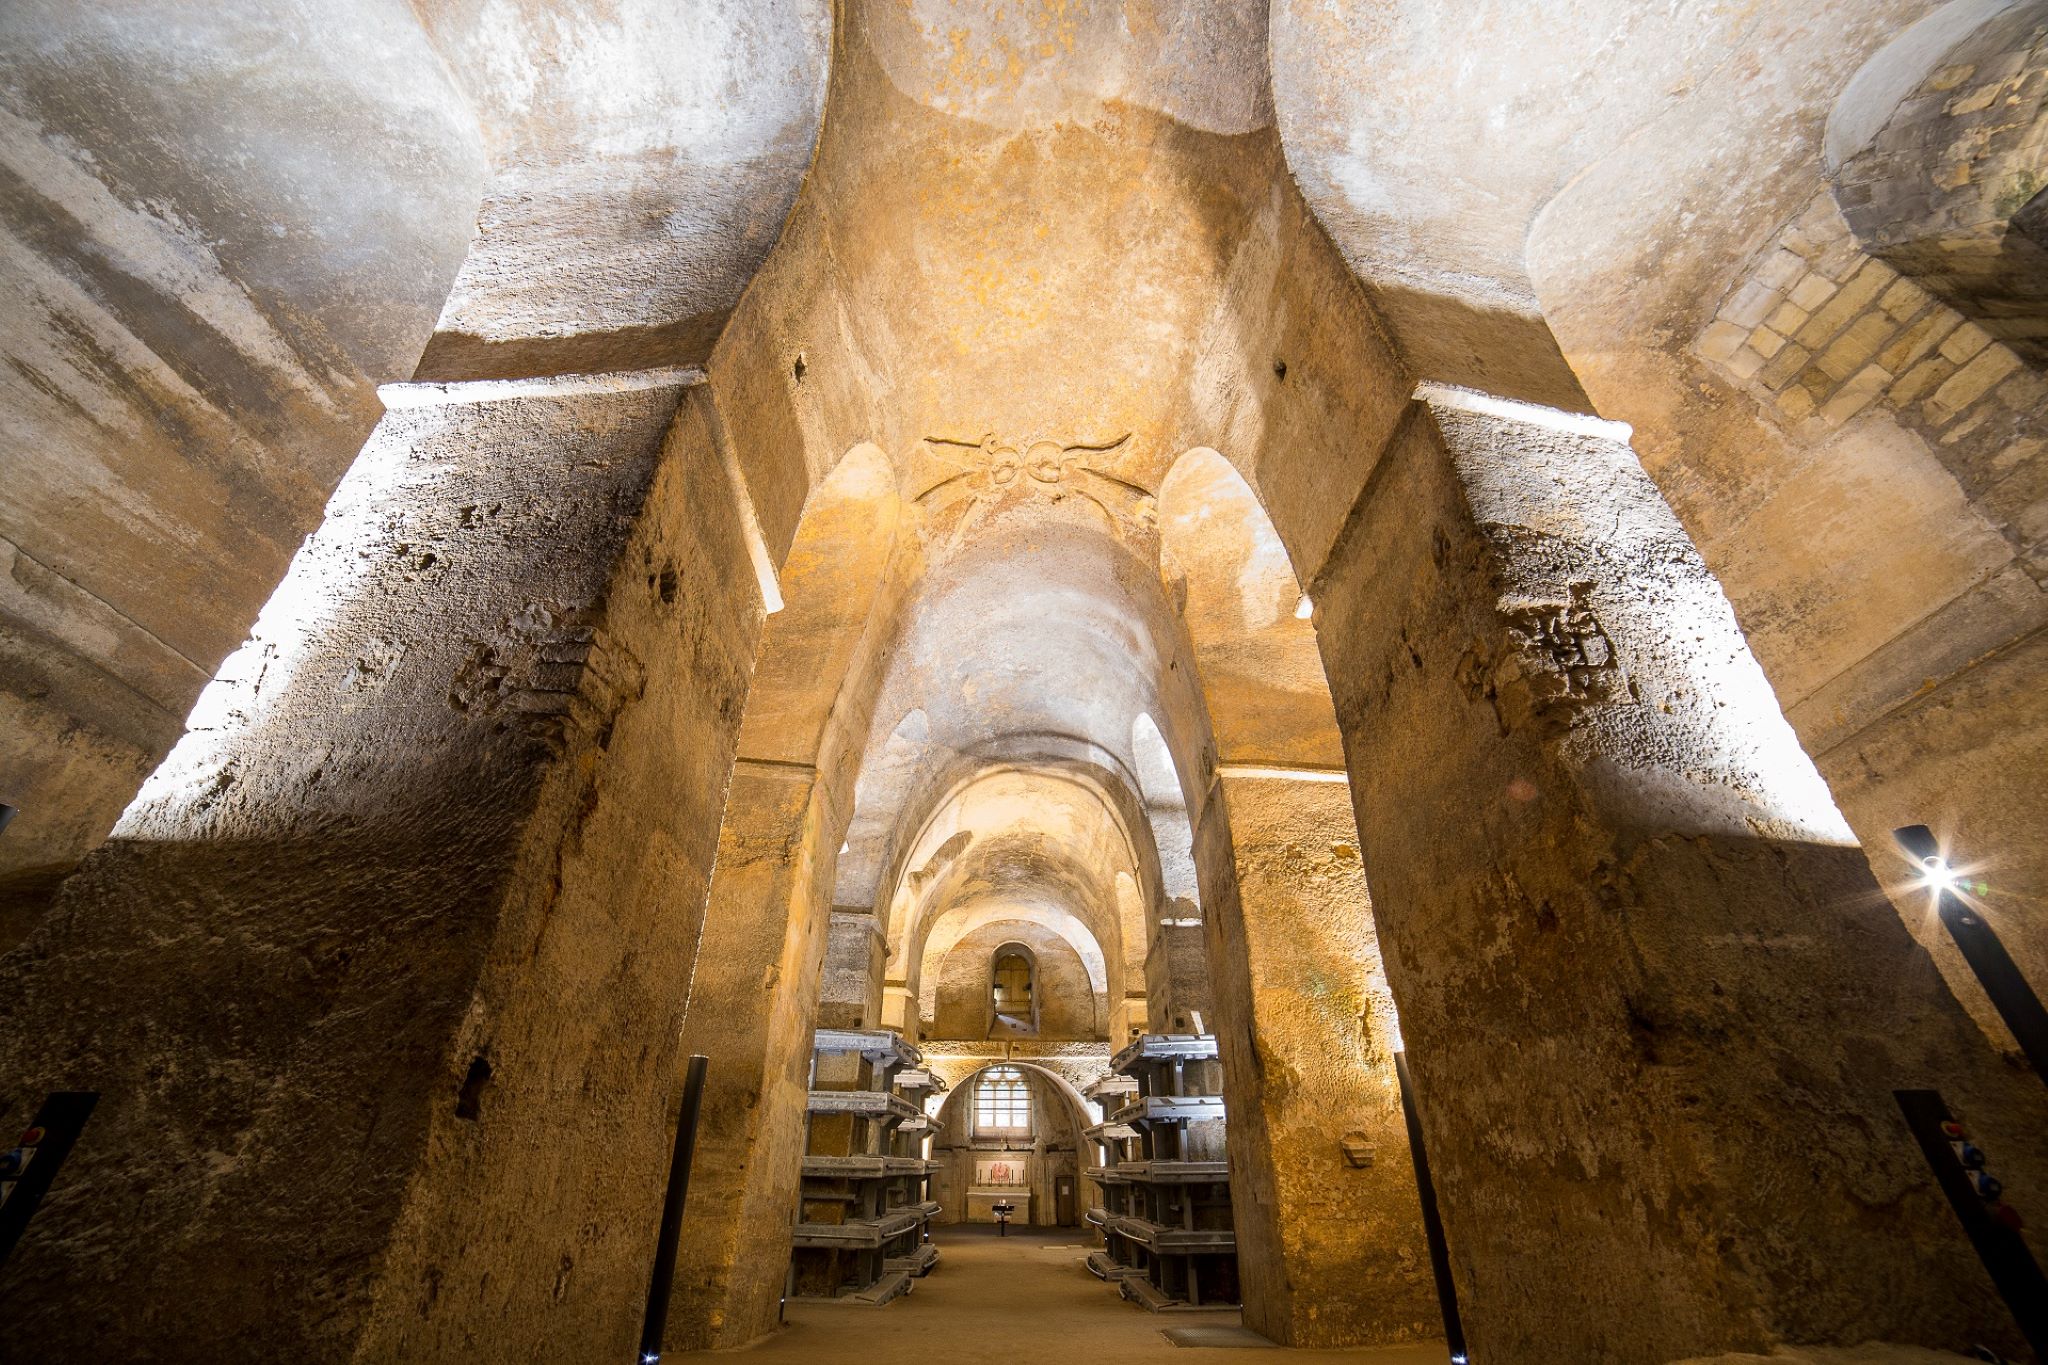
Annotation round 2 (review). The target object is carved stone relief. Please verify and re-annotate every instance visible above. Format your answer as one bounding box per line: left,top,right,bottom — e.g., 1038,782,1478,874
913,432,1156,549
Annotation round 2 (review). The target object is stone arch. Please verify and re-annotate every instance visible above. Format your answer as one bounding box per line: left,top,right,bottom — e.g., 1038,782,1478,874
732,441,902,768
986,940,1038,1035
1825,0,2048,362
927,1060,1098,1228
1155,442,1419,1347
917,901,1108,1008
1156,448,1345,770
1131,712,1198,910
924,911,1106,1041
663,436,914,1348
877,761,1153,1029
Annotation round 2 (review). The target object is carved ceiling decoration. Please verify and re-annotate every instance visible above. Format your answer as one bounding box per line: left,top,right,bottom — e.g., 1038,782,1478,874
912,433,1156,550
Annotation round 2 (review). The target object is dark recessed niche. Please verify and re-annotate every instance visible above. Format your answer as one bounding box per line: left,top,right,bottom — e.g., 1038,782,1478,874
792,354,808,385
1273,358,1288,380
456,1054,492,1120
0,803,16,836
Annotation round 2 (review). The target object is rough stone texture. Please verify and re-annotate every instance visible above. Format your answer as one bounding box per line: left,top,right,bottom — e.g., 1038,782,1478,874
662,762,836,1353
1832,4,2048,361
1685,185,2048,1039
919,902,1111,1036
818,912,888,1030
1313,388,2048,1365
1695,193,2045,571
1145,919,1215,1036
1524,0,2048,1072
661,437,907,1351
11,1,2048,1358
932,919,1102,1041
1198,773,1436,1349
0,0,487,934
0,378,761,1359
409,0,831,381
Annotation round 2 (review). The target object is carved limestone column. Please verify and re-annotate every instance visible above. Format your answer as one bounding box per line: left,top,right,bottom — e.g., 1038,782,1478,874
818,911,889,1029
662,760,842,1351
1196,767,1438,1348
1310,383,2048,1364
0,372,766,1361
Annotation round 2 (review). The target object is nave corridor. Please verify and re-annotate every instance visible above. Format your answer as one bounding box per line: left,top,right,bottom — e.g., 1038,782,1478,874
736,1226,1446,1365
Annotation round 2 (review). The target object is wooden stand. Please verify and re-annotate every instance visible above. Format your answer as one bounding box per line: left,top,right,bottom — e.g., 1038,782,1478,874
1083,1034,1238,1311
789,1029,944,1304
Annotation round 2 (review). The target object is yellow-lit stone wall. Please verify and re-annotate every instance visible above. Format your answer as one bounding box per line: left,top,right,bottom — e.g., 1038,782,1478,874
1696,194,2045,542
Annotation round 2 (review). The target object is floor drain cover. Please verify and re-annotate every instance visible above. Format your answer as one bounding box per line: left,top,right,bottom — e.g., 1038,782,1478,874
1160,1326,1276,1348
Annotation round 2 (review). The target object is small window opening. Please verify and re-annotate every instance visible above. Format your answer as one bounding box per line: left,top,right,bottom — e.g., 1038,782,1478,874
991,950,1035,1036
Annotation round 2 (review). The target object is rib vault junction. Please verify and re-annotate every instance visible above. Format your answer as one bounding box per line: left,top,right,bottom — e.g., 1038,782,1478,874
2,2,2047,1362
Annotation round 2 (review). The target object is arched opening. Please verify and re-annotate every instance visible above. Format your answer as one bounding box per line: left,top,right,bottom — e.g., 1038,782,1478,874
988,944,1036,1037
18,7,2048,1363
1155,444,1424,1346
661,437,911,1347
928,1062,1095,1229
1827,0,2048,363
972,1063,1030,1135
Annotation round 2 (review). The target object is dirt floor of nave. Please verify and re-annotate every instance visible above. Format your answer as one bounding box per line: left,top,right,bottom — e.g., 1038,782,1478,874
716,1226,1452,1363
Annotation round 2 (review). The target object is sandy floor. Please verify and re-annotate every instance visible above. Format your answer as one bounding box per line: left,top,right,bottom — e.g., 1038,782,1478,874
708,1225,1452,1362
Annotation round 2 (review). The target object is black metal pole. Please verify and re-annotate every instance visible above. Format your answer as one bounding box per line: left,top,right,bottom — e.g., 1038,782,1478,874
1894,825,2048,1087
638,1054,709,1364
1395,1052,1468,1363
0,1091,98,1268
1937,895,2048,1086
1894,1089,2048,1359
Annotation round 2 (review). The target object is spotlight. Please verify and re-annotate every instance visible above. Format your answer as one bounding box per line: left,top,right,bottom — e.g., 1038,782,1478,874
1294,594,1313,620
1892,822,2048,1086
1917,854,1959,894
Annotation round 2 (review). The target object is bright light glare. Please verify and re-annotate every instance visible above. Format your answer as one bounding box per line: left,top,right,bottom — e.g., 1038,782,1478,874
1918,854,1958,893
1294,593,1313,620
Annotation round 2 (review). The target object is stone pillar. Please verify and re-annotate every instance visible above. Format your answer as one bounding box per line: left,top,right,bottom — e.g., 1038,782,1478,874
0,373,765,1361
880,982,918,1034
1310,383,2048,1364
1144,919,1212,1035
662,759,840,1351
1196,769,1438,1348
819,910,887,1029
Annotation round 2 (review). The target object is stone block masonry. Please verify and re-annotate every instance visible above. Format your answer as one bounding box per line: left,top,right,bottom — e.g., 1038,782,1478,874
1695,191,2045,579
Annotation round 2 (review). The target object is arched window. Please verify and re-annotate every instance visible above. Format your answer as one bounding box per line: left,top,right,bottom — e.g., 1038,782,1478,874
974,1066,1030,1135
989,946,1037,1037
992,951,1033,1014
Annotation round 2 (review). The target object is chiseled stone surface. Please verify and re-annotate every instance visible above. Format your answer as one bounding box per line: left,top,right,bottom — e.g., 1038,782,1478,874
409,0,831,382
0,380,763,1359
1199,773,1436,1349
0,0,487,927
1312,389,2048,1364
1524,3,2048,1074
3,2,2046,1359
664,762,834,1353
